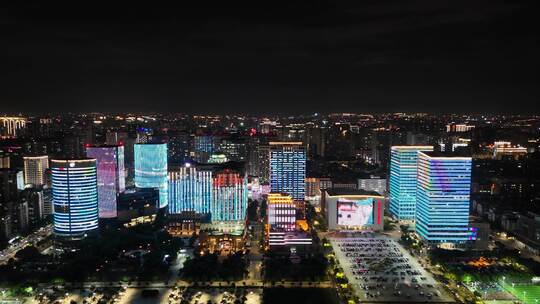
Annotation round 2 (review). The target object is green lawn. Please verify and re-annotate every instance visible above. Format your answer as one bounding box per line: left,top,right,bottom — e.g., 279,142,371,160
502,282,540,304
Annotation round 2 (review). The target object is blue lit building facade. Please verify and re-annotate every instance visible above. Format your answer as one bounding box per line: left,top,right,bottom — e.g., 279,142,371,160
169,165,248,222
269,142,306,201
194,135,215,163
194,135,215,153
134,143,168,208
389,146,433,220
168,165,213,214
415,151,474,243
86,145,125,218
51,159,99,237
211,170,248,222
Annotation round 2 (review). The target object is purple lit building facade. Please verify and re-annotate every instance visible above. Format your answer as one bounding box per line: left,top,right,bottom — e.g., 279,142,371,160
86,145,125,218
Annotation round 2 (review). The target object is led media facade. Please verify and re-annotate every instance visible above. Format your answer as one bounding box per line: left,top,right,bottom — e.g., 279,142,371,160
169,166,248,222
415,152,474,243
267,193,296,231
168,166,213,214
325,190,384,231
86,145,125,218
337,198,374,227
51,159,99,237
212,170,248,222
134,143,168,208
269,142,306,201
389,146,433,220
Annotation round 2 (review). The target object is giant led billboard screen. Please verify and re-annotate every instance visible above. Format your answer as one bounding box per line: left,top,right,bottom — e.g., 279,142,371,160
337,198,374,227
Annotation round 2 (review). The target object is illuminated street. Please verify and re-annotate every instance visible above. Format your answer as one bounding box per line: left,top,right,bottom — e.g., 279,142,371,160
0,225,52,265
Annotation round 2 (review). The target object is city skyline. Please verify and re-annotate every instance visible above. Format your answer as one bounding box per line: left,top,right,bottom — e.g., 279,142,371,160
1,2,540,303
2,111,540,304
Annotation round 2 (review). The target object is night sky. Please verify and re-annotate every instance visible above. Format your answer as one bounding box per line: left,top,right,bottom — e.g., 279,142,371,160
1,1,539,114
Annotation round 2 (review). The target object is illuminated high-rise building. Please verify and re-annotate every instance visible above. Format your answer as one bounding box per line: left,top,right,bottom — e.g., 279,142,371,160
0,117,26,139
167,131,192,165
305,178,321,198
217,138,247,162
358,176,387,196
212,169,248,222
168,164,212,214
249,144,269,183
492,141,527,160
446,123,475,133
86,145,125,218
105,130,128,145
265,191,312,247
23,188,44,227
134,143,168,208
389,146,433,220
23,155,49,187
51,159,99,238
136,127,153,143
194,135,215,153
194,135,215,163
0,154,10,169
269,142,306,201
415,151,474,243
267,193,296,231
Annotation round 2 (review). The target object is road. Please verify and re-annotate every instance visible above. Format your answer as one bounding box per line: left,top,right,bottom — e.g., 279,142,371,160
168,248,191,282
46,279,332,289
493,231,540,263
247,221,263,281
0,224,53,265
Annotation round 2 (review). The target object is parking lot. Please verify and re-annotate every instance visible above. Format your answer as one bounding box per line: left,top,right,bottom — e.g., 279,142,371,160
330,234,454,303
114,287,262,304
164,287,262,304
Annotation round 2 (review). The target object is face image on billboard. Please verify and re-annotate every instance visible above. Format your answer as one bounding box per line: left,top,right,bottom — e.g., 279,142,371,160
337,198,373,227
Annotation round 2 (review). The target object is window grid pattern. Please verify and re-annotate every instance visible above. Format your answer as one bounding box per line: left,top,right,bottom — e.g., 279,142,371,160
415,152,474,243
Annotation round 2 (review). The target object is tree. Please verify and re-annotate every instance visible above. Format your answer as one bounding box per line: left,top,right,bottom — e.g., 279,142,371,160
15,246,42,262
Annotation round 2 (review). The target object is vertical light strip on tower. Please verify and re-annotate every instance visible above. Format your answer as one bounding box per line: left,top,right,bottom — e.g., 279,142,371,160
168,165,213,214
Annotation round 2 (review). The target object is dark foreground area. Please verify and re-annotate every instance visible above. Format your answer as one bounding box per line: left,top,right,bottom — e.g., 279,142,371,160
263,288,340,304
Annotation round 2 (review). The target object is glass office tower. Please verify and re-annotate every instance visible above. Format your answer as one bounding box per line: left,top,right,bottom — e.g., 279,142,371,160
389,146,433,220
415,151,474,243
134,143,168,208
86,145,125,218
51,159,99,238
269,142,306,201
